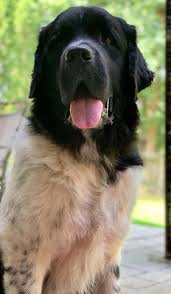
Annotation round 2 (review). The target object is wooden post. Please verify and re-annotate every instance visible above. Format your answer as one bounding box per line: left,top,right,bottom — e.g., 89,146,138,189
166,0,171,259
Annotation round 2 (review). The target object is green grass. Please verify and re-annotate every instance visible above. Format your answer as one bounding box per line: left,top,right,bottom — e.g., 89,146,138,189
132,194,165,228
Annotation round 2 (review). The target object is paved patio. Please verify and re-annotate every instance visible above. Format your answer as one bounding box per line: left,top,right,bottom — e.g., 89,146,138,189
121,225,171,293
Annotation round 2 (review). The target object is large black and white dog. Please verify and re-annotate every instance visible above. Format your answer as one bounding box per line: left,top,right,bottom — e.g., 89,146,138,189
0,6,153,294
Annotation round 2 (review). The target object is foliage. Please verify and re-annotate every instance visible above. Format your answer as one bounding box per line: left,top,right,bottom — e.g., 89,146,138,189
132,194,164,227
0,0,165,151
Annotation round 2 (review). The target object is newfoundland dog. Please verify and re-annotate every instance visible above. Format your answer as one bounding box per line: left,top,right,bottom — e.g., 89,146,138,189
0,6,153,294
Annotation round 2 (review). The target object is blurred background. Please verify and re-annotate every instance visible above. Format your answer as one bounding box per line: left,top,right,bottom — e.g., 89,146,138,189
0,0,165,227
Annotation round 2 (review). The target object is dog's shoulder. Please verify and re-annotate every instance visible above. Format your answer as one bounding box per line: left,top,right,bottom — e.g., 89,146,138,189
13,120,62,172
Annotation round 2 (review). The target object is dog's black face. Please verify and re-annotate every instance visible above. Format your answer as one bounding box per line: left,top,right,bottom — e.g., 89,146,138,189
29,6,153,158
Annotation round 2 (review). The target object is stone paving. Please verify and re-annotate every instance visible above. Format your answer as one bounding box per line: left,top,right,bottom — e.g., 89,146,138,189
121,225,171,293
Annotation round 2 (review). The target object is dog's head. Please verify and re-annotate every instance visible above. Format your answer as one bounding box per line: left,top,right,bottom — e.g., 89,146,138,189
29,6,153,132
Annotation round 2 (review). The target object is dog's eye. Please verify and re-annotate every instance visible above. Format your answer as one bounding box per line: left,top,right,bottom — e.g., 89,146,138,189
50,31,63,45
56,32,63,43
104,37,112,45
98,31,112,45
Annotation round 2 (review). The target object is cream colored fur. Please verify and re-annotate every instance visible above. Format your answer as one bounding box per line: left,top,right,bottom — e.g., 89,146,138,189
0,123,142,294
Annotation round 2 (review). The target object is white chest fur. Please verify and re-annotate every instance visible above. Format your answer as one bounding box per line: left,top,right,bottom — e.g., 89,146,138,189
0,128,142,294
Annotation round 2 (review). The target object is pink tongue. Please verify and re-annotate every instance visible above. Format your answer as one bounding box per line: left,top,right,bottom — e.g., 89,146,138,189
70,98,103,129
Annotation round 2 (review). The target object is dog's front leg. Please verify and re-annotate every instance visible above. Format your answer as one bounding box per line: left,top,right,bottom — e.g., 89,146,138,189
3,266,41,294
91,265,120,294
1,241,50,294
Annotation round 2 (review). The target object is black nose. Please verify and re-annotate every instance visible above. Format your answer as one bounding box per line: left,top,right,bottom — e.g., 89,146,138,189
65,45,94,63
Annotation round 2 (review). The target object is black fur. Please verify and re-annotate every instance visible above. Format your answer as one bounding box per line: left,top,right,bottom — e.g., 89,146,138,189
113,265,120,279
29,6,153,174
0,254,5,294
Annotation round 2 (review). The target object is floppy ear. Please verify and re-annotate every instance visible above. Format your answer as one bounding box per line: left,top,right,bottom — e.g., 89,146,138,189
118,18,154,99
127,24,154,99
29,26,48,98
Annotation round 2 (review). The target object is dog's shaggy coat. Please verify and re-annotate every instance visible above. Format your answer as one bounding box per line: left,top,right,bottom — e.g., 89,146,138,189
0,6,153,294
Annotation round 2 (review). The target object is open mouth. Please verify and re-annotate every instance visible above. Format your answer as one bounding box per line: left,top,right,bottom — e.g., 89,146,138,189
67,83,114,129
70,98,104,129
